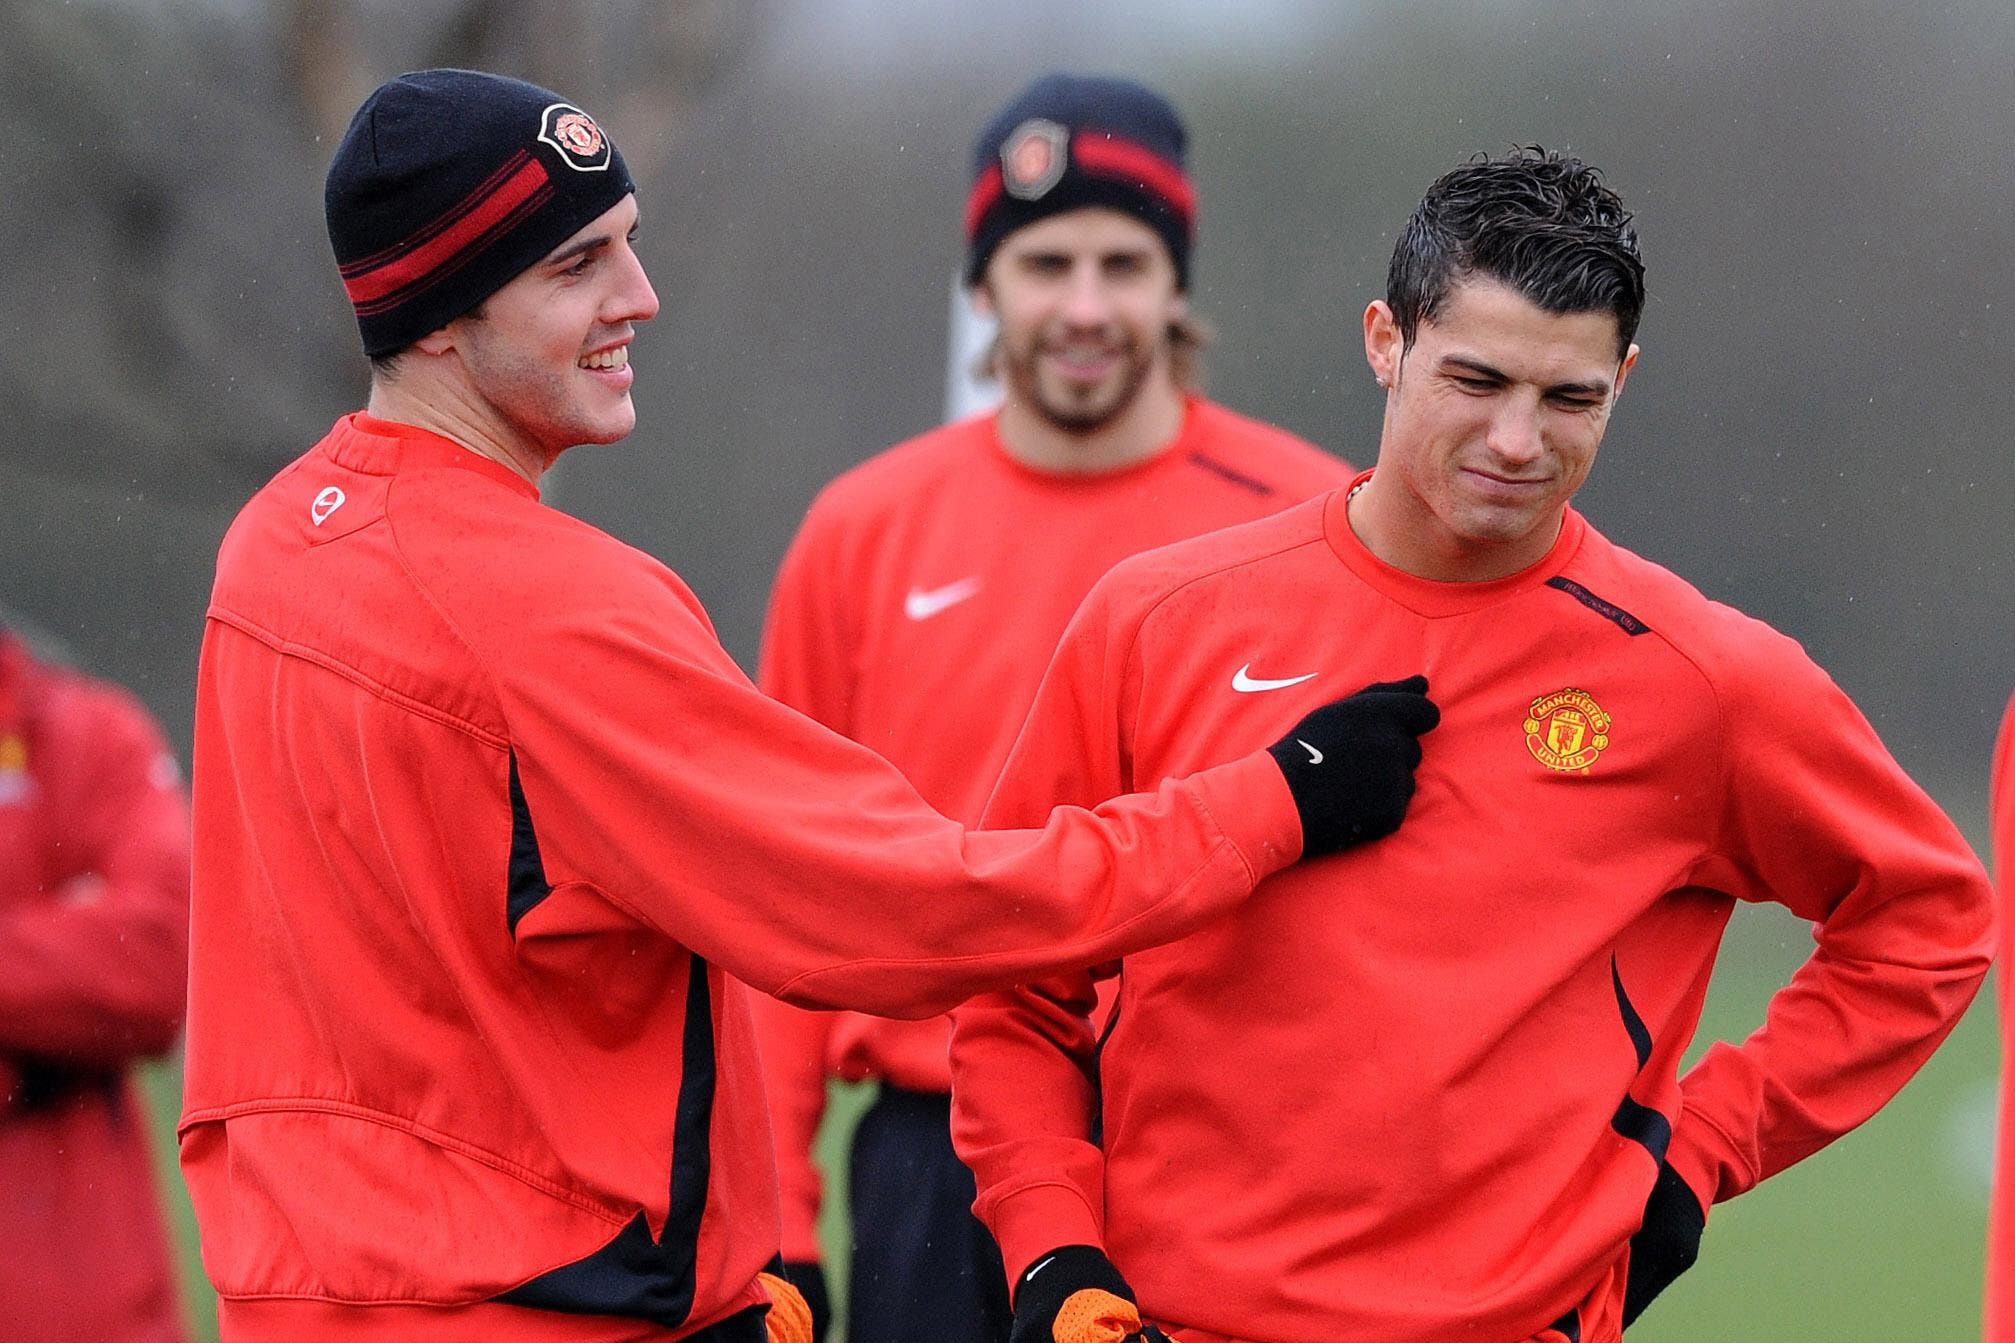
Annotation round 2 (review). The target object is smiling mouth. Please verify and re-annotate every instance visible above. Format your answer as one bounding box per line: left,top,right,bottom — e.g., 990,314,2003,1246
579,346,628,371
1046,346,1120,376
1465,467,1548,487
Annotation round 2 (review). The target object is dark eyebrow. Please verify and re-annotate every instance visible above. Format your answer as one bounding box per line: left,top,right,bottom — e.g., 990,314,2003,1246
1440,354,1610,399
1440,355,1509,382
545,233,613,268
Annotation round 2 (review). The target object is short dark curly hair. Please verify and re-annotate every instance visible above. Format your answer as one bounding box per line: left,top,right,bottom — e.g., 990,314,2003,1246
1387,147,1645,360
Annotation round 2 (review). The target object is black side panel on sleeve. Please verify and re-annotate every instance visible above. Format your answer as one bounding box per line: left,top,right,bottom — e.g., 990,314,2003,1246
1607,955,1672,1163
495,954,721,1326
1087,965,1126,1149
661,954,720,1310
506,751,553,933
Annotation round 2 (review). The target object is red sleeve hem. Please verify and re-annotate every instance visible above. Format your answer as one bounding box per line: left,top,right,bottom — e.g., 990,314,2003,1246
1192,749,1305,878
1667,1103,1751,1208
985,1180,1108,1290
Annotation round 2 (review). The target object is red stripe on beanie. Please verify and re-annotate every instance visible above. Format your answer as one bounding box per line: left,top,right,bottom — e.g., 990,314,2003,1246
962,134,1193,241
964,163,1006,239
340,150,538,276
350,182,555,316
342,155,553,307
1071,133,1194,226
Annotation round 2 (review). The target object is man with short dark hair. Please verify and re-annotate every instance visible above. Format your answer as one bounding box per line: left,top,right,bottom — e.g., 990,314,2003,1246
749,72,1350,1343
950,148,1994,1343
181,69,1437,1343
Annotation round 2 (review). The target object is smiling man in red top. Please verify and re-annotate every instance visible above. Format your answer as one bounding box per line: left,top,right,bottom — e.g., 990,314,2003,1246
181,70,1440,1343
949,148,1994,1343
749,74,1348,1343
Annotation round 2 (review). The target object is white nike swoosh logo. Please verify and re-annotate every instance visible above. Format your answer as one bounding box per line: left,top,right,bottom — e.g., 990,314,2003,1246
310,485,346,526
904,577,982,620
1298,738,1324,766
1024,1254,1057,1282
1231,663,1317,693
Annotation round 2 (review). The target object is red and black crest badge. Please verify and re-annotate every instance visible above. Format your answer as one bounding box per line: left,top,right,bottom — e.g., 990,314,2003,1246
1000,117,1069,200
1524,687,1613,774
539,102,612,172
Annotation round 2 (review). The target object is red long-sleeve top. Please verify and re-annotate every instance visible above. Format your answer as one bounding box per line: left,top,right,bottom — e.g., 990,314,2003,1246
950,484,1993,1343
0,631,191,1343
183,414,1304,1342
750,398,1347,1258
1981,691,2015,1342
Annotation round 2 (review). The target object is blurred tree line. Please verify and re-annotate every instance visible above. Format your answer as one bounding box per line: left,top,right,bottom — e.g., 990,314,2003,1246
0,0,2007,809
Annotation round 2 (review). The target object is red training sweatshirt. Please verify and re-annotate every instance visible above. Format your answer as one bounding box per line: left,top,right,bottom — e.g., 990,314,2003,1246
751,397,1348,1259
951,483,1993,1343
0,631,191,1343
1981,690,2015,1343
183,414,1304,1342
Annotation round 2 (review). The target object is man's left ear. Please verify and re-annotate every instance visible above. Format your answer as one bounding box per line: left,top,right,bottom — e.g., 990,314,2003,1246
1613,343,1641,399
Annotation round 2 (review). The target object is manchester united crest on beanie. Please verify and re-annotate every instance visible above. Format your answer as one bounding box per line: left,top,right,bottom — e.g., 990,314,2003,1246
965,73,1196,290
325,69,636,357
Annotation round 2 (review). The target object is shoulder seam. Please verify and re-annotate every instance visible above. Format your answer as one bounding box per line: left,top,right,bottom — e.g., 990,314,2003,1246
382,474,519,750
1562,559,1734,873
206,607,507,750
1108,524,1330,787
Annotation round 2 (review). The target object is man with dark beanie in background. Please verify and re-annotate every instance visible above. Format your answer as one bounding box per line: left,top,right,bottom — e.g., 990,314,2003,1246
750,72,1348,1343
181,69,1438,1342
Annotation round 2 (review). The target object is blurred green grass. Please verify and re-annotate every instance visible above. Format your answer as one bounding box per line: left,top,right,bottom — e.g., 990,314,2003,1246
141,903,1998,1342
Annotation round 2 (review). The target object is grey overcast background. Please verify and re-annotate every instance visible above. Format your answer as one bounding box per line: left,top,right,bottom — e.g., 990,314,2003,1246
0,1,2008,1339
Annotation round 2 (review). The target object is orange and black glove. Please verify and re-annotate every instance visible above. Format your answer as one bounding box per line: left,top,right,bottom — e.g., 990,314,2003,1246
775,1260,830,1343
757,1267,815,1343
1009,1245,1171,1343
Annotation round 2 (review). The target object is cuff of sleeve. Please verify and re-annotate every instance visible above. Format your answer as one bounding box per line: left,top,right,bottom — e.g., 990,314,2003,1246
1665,1106,1749,1211
985,1181,1108,1289
1192,750,1305,879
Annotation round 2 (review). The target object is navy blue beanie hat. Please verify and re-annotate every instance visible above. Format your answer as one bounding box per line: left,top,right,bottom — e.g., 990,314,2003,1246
325,69,635,357
964,73,1195,290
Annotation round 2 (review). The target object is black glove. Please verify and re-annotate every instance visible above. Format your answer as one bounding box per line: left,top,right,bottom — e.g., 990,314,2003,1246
777,1259,830,1343
1266,674,1440,856
1621,1160,1706,1328
1010,1244,1171,1343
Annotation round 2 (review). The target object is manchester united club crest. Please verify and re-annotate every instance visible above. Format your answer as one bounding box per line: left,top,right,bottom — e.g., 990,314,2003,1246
1524,688,1612,774
1000,118,1069,200
539,103,612,172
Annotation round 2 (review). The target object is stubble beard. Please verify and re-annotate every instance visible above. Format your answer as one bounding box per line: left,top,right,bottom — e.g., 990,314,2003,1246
1004,334,1157,437
473,348,630,455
